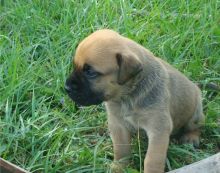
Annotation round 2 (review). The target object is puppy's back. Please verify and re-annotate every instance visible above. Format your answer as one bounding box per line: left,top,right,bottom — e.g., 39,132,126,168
159,59,200,130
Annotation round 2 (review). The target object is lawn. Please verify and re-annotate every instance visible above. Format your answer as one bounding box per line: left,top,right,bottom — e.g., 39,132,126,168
0,0,219,172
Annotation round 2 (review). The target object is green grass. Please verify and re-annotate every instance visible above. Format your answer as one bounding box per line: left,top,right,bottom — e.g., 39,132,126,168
0,0,219,172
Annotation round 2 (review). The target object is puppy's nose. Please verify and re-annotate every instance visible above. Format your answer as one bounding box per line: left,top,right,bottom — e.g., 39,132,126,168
64,85,71,93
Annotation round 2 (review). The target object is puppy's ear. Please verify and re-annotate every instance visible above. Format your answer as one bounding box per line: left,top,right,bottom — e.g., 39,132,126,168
116,53,143,85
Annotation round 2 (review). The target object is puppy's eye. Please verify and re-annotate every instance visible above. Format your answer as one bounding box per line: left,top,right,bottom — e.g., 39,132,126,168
83,64,100,79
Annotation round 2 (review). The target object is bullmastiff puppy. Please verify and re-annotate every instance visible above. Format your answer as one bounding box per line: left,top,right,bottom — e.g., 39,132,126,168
65,29,204,173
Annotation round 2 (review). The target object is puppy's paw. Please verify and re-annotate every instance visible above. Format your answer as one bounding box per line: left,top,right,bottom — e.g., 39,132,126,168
180,131,200,148
110,162,124,173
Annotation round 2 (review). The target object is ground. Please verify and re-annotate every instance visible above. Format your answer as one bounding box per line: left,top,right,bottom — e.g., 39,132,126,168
0,0,219,172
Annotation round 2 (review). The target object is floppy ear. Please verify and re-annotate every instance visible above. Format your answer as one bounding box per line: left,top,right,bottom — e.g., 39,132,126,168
116,53,143,85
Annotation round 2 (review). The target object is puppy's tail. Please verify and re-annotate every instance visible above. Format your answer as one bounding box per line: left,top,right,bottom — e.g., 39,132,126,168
196,82,219,102
196,82,220,92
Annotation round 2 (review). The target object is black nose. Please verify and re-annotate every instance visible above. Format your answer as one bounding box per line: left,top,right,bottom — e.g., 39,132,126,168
64,84,71,93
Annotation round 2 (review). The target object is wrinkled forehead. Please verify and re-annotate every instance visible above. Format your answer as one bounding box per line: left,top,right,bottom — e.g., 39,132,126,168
74,49,119,74
73,41,121,73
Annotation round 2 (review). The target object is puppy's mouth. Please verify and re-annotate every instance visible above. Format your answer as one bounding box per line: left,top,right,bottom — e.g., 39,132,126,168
65,85,104,106
69,93,103,106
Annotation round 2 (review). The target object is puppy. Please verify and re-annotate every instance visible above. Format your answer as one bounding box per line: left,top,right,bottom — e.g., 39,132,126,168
65,29,204,173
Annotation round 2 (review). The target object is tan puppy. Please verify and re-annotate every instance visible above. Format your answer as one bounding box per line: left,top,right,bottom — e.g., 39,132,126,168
65,29,204,173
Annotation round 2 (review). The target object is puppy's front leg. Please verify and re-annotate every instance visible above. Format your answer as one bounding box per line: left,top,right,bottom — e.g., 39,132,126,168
144,130,170,173
108,115,131,171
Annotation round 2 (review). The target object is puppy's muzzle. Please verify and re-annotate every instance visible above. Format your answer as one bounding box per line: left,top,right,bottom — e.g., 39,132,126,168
65,74,104,106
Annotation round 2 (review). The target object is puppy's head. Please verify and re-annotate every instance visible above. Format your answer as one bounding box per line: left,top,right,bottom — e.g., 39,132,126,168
65,29,142,106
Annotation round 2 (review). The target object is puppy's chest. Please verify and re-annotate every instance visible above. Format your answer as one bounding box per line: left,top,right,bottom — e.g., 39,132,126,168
119,104,141,130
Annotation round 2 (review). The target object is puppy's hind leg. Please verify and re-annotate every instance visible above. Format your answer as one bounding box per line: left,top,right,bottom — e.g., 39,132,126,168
180,95,205,148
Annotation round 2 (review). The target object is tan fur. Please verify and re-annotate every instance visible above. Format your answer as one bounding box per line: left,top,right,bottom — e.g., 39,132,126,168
72,29,204,173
